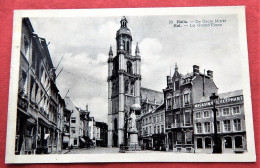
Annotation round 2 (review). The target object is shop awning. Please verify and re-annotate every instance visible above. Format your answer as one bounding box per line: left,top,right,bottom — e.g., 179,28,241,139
80,138,86,143
44,134,50,139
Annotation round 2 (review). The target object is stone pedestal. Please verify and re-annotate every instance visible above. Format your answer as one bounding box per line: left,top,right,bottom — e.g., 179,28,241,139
127,129,140,151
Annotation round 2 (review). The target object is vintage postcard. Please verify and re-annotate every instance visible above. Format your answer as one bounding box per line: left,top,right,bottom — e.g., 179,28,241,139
5,6,256,163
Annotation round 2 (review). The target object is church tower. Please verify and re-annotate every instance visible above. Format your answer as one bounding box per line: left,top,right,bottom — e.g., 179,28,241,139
107,16,141,147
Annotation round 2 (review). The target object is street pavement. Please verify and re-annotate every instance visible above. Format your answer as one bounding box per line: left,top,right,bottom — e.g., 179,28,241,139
64,147,120,154
63,147,169,154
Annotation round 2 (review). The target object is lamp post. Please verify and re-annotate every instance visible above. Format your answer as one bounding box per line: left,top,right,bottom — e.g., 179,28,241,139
210,93,222,153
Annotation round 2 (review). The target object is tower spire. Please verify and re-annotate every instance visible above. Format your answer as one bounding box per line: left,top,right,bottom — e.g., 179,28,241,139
135,42,140,55
109,45,113,57
175,63,178,72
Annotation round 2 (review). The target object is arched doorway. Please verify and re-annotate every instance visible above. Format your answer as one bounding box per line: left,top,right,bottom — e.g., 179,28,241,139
113,118,118,147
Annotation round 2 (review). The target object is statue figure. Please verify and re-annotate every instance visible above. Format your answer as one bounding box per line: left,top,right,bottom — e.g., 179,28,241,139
129,110,136,130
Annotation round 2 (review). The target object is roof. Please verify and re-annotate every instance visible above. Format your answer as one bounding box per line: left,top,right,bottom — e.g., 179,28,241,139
181,72,193,79
199,90,243,102
64,97,77,112
141,87,164,103
116,27,132,37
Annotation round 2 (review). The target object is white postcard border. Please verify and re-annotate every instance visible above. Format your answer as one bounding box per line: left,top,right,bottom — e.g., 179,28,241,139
5,6,256,163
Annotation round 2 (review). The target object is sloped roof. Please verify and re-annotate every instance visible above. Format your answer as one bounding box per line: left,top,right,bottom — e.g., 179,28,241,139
141,87,164,103
64,97,77,112
199,90,243,102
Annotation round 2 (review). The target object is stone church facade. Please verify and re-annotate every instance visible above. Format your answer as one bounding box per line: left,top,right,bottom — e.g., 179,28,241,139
107,17,142,147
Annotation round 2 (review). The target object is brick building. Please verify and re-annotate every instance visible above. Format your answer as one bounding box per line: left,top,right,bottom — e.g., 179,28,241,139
163,64,218,152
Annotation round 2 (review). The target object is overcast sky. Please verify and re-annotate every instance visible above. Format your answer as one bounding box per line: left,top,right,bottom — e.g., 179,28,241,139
29,14,242,122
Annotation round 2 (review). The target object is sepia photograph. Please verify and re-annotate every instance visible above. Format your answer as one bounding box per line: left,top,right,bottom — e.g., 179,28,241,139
5,6,255,163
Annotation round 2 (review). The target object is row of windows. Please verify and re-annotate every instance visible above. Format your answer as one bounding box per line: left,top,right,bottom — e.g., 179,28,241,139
142,125,164,135
166,93,190,110
195,119,242,134
71,127,84,135
142,114,164,125
196,136,243,149
195,106,240,119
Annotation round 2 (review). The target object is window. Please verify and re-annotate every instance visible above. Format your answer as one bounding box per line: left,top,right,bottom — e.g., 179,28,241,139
157,126,160,134
196,123,202,133
24,36,29,60
127,41,130,52
127,61,133,74
176,113,180,125
153,116,156,123
223,120,231,132
223,108,230,116
233,119,241,131
166,98,172,110
217,121,220,132
216,110,220,117
156,115,159,123
185,112,191,125
175,80,179,90
161,114,163,122
154,126,156,134
146,118,148,125
149,117,151,123
204,122,211,133
71,127,76,134
71,117,76,123
161,125,164,133
203,111,209,118
184,93,190,104
232,106,240,114
195,112,201,119
125,80,129,93
149,126,151,134
74,138,77,145
175,96,180,106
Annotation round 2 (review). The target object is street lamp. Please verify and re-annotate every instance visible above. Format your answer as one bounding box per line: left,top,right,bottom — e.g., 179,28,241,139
210,93,222,153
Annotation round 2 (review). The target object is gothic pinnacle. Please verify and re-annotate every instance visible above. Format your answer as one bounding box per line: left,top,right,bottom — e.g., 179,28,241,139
109,45,113,56
135,42,140,55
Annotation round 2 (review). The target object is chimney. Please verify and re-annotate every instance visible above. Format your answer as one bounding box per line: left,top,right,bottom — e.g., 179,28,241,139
86,104,89,111
193,65,199,75
167,76,172,86
207,70,213,79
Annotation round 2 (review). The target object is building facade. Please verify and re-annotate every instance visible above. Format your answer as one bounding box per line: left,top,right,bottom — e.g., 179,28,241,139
95,122,108,147
16,18,65,154
64,97,85,148
163,64,218,152
193,90,247,153
138,104,166,150
107,16,141,147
